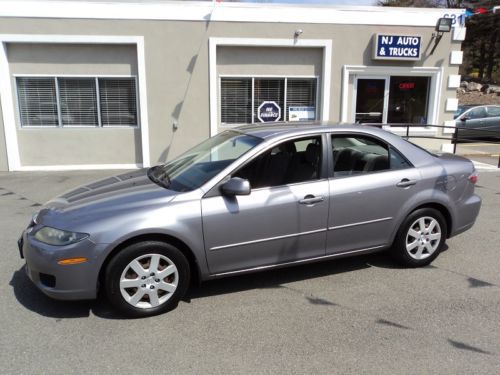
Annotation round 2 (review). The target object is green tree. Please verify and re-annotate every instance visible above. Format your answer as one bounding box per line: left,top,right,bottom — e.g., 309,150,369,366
461,11,499,82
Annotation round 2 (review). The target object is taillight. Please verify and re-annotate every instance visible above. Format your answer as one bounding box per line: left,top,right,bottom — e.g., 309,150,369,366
468,172,478,184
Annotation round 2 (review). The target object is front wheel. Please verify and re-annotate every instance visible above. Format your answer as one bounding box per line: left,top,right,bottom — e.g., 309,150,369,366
392,208,447,267
105,241,190,318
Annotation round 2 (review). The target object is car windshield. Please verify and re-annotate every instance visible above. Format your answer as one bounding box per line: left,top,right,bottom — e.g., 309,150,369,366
148,130,263,192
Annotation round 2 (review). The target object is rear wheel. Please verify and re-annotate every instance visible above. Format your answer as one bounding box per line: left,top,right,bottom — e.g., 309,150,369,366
392,208,447,267
105,241,190,317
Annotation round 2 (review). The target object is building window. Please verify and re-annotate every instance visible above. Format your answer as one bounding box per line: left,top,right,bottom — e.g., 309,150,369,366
99,78,138,127
17,77,59,127
354,75,431,125
58,78,99,126
387,76,430,124
220,77,317,125
220,78,252,124
16,76,138,127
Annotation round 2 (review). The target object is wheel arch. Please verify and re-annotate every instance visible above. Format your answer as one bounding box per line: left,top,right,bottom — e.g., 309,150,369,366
411,202,452,238
97,233,201,292
390,200,453,247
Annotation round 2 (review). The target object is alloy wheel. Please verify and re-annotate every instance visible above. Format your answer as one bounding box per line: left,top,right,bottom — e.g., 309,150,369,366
405,216,442,260
119,253,179,309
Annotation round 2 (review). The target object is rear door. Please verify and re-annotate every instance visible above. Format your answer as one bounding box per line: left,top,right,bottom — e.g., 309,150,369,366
483,106,500,137
327,133,420,254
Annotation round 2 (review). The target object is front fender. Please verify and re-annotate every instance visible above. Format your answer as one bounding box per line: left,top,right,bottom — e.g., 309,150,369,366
91,199,210,281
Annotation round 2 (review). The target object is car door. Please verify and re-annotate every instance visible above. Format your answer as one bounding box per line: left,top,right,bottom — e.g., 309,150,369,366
457,106,488,140
327,133,420,254
483,106,500,136
202,135,329,275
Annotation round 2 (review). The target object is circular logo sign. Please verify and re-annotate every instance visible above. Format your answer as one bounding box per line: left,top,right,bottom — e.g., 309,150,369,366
257,101,281,123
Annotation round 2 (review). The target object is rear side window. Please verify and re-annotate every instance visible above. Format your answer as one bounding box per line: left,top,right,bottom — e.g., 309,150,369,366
487,106,500,117
332,135,410,177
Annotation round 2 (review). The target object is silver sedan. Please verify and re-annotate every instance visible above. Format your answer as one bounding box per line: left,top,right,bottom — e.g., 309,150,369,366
18,124,481,317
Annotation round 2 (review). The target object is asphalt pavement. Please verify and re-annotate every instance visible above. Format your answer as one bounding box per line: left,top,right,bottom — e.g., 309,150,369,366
0,170,499,374
455,142,500,169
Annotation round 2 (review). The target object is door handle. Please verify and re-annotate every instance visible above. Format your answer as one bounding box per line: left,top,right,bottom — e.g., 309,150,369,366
396,178,417,188
299,195,324,205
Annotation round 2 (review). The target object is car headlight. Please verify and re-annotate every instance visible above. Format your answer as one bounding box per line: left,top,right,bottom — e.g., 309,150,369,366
33,226,89,246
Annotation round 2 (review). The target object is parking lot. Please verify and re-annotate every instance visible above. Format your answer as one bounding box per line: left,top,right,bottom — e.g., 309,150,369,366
455,142,500,169
1,169,499,374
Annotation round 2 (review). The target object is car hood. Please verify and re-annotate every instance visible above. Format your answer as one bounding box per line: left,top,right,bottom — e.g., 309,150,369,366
37,169,179,228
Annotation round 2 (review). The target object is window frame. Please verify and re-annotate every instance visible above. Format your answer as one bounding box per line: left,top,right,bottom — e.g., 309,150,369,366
14,74,140,129
219,74,320,126
462,106,488,120
227,133,329,192
343,65,441,136
353,75,432,127
328,132,414,179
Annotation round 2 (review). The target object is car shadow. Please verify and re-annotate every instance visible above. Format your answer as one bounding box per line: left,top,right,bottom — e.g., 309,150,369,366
10,266,97,319
10,251,399,320
9,265,124,320
185,252,386,300
363,243,449,270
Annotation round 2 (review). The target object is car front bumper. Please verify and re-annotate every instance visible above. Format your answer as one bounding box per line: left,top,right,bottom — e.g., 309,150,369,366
20,230,108,300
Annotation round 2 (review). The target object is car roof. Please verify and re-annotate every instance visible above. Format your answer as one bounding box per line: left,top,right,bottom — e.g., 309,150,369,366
232,122,436,167
234,122,391,140
461,104,500,110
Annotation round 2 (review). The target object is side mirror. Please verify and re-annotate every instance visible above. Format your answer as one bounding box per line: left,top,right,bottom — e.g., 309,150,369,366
221,177,251,196
461,116,469,122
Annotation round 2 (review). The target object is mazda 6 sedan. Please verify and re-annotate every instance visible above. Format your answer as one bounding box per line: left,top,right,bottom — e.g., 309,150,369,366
18,124,481,317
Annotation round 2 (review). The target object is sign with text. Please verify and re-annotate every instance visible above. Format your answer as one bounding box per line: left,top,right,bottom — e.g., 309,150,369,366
257,101,281,123
289,106,316,122
373,34,422,61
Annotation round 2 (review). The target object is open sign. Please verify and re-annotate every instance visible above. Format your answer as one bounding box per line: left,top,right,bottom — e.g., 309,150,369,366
399,82,416,90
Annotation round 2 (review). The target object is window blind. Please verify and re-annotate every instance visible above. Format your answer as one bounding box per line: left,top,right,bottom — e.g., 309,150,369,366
253,79,285,122
58,78,98,126
286,79,317,121
17,77,58,127
220,78,252,124
220,77,317,125
98,78,138,126
17,76,138,128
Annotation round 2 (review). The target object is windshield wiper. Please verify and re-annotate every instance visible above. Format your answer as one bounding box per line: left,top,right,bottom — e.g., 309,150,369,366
147,166,171,189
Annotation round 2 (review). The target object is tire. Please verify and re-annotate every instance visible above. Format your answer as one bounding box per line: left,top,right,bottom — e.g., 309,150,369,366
391,208,447,267
105,241,190,318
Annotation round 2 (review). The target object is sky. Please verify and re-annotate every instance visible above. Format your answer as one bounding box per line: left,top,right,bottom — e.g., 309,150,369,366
46,0,380,4
230,0,379,4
